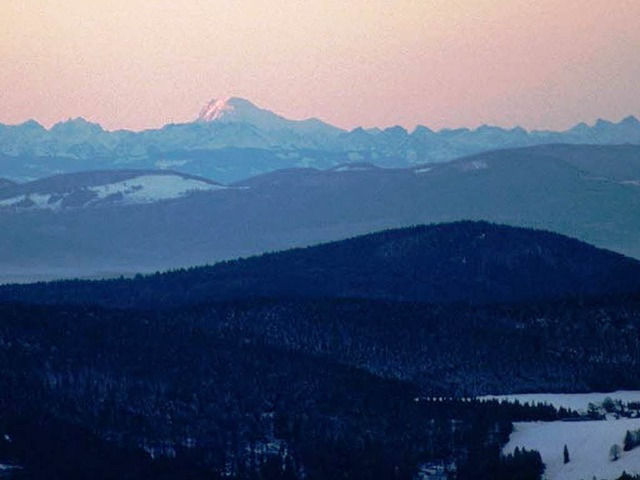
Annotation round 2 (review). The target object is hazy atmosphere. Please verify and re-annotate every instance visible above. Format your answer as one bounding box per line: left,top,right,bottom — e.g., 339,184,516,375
2,2,640,480
2,0,639,131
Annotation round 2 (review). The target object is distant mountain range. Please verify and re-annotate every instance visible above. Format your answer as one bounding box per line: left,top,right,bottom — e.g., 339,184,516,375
1,97,639,182
0,144,639,282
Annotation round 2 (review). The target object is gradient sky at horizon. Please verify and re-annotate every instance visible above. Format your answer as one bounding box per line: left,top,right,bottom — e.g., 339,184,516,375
1,0,639,132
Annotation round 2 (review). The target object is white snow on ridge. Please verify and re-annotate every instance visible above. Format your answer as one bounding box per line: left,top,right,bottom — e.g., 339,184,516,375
479,391,640,414
0,174,226,210
88,174,225,203
505,419,640,480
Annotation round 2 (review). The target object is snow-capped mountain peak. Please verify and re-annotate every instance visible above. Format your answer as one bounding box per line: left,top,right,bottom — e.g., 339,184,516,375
197,97,264,123
198,97,236,121
195,97,343,136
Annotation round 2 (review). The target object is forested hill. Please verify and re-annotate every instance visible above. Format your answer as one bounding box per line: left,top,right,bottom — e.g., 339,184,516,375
3,221,640,309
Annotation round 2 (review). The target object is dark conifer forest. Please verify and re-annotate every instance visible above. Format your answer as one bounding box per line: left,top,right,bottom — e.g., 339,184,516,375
1,222,640,479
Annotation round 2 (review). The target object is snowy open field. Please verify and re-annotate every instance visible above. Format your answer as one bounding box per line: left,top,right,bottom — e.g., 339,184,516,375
480,391,640,414
505,419,640,480
489,391,640,479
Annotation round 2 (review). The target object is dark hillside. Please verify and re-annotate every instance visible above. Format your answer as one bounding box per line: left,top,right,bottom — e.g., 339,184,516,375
0,302,559,479
2,221,639,309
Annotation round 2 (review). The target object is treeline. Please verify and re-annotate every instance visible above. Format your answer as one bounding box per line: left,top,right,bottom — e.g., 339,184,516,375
496,448,544,480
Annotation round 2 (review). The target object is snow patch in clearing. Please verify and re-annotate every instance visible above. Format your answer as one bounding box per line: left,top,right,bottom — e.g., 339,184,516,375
466,160,489,170
0,193,61,210
155,159,188,169
505,419,640,480
458,160,489,172
332,165,372,172
0,196,22,207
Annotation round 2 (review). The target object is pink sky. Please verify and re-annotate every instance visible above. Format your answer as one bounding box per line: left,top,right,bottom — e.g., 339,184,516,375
1,0,639,131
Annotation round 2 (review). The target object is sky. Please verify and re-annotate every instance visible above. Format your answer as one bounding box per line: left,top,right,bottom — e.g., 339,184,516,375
1,0,639,132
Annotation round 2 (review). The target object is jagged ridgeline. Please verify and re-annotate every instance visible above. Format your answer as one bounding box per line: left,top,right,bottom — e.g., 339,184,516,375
1,98,639,183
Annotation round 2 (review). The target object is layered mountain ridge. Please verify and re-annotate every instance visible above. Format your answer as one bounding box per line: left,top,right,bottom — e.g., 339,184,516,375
3,221,640,480
1,97,639,183
1,144,639,282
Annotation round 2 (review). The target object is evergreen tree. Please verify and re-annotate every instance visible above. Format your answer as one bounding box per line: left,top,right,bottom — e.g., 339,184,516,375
625,431,634,452
623,429,640,452
563,444,570,464
610,444,622,461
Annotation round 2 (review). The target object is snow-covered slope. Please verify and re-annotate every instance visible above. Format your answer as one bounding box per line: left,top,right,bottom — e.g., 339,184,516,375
85,174,225,202
505,419,640,480
0,171,227,210
496,392,640,480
